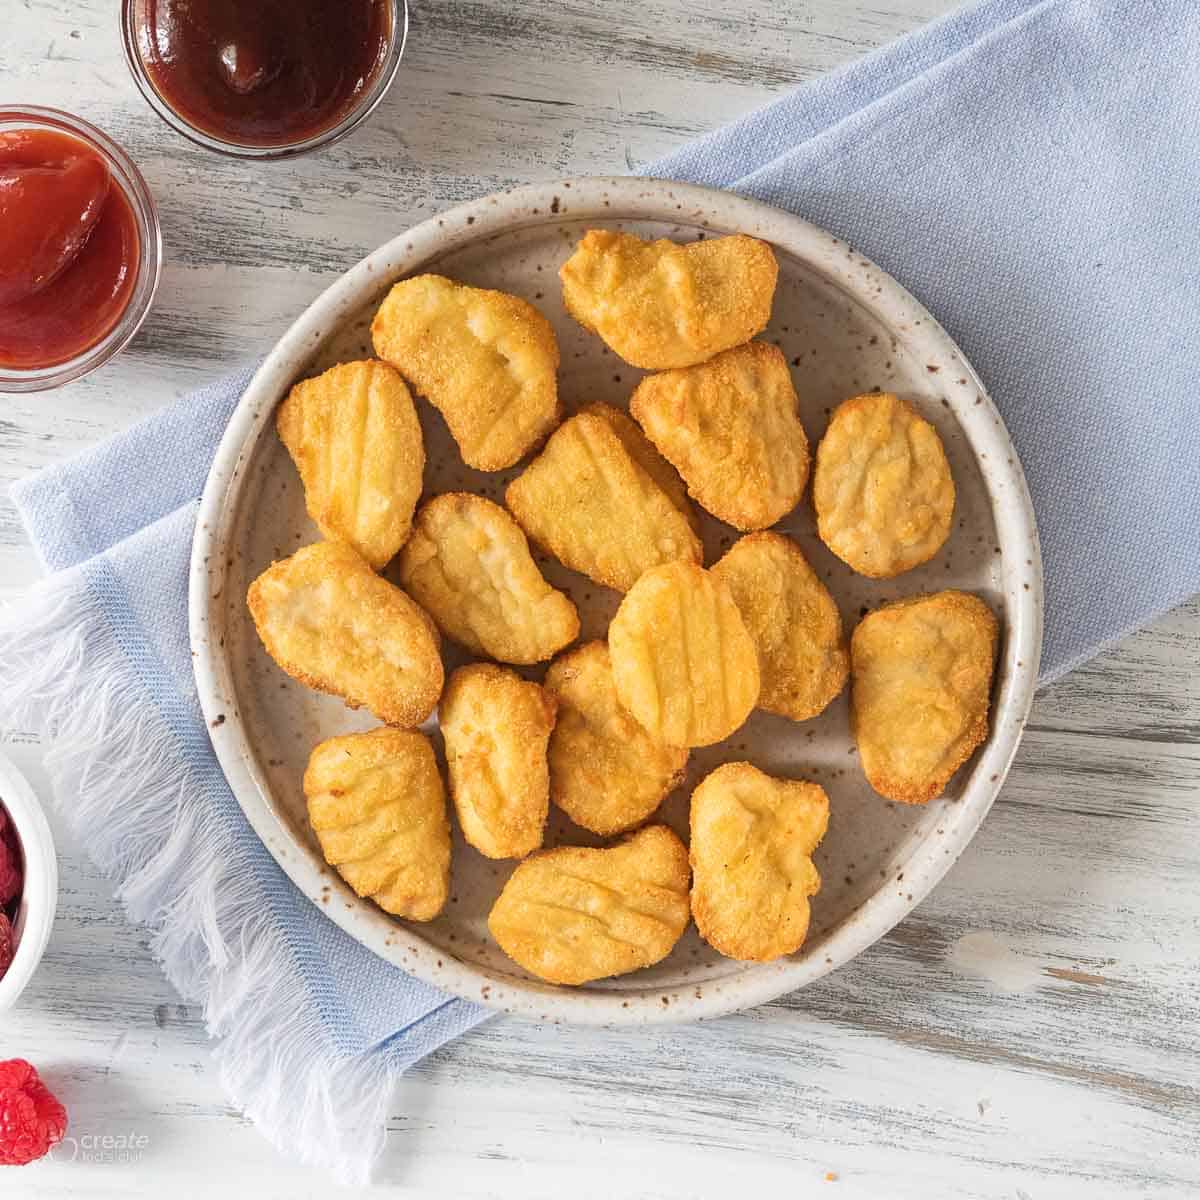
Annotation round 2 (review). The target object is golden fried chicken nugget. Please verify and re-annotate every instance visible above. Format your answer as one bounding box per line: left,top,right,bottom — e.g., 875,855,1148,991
371,274,560,471
584,402,698,532
277,360,424,569
439,664,557,859
305,728,450,921
813,392,955,578
712,532,848,722
608,561,759,747
630,341,810,530
505,404,702,592
247,541,443,727
488,824,690,985
851,591,998,804
544,642,688,835
559,230,777,369
690,762,829,962
397,493,579,664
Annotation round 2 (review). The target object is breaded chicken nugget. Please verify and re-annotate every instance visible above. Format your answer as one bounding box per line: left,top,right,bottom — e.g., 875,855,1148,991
608,561,759,747
712,532,848,722
690,762,828,962
277,360,424,569
851,590,998,804
505,403,701,592
371,274,560,471
559,230,777,369
305,728,450,921
439,664,557,859
630,341,810,531
488,824,690,984
544,642,688,835
247,541,443,727
397,493,579,664
586,402,699,533
813,392,955,578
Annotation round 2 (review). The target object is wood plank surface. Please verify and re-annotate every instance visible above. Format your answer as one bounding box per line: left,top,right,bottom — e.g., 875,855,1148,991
2,1,1197,1197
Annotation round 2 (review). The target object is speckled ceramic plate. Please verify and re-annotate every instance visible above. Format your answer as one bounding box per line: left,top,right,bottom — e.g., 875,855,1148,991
190,177,1041,1025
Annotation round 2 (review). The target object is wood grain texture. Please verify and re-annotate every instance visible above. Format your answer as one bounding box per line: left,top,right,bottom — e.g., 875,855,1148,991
3,1,1198,1197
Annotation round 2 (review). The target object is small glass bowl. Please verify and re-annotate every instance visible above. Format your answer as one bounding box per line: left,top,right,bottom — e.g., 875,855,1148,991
121,0,409,160
0,107,162,394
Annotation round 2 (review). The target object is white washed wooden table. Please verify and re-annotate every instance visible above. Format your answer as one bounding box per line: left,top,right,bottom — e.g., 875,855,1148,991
2,1,1198,1196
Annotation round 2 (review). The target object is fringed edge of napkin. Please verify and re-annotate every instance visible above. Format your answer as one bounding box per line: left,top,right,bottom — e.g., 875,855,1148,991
0,572,400,1185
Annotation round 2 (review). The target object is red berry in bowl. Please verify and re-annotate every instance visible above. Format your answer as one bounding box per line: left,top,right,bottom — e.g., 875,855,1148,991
0,806,20,907
0,1059,67,1166
0,913,12,978
0,836,21,908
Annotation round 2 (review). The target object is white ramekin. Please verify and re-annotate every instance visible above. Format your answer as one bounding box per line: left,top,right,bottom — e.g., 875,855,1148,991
0,750,58,1012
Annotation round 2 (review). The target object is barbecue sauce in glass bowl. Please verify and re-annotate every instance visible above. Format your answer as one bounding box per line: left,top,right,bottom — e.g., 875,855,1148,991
125,0,402,155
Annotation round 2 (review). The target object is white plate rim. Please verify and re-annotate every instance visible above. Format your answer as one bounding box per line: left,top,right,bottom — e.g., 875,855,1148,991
189,176,1043,1025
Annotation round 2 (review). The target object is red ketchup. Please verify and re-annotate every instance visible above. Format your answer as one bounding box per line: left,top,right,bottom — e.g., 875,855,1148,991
132,0,394,148
0,129,139,371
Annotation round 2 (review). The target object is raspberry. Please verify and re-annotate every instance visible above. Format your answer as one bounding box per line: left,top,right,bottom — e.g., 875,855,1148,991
0,808,19,906
0,840,20,908
0,1060,67,1166
0,913,12,978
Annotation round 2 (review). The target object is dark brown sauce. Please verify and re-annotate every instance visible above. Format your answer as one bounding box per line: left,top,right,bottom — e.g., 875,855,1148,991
133,0,393,148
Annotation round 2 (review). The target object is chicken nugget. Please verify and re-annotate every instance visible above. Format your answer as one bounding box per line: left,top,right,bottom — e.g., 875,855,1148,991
439,664,557,859
371,274,560,471
277,360,424,569
585,402,699,533
608,561,759,747
712,532,848,721
690,762,828,962
813,392,955,577
397,493,579,664
305,728,450,921
560,230,777,369
630,341,809,530
505,403,701,592
247,541,443,727
544,642,688,835
850,590,998,804
488,824,690,985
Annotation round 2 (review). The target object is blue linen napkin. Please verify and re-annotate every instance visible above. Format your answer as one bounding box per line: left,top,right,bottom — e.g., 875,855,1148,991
2,0,1198,1182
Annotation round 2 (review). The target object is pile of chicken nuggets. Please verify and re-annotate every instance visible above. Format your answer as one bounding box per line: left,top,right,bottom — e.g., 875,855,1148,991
247,227,999,987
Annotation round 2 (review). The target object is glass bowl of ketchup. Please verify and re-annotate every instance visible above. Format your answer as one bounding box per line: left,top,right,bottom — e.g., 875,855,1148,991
0,108,162,393
122,0,408,158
